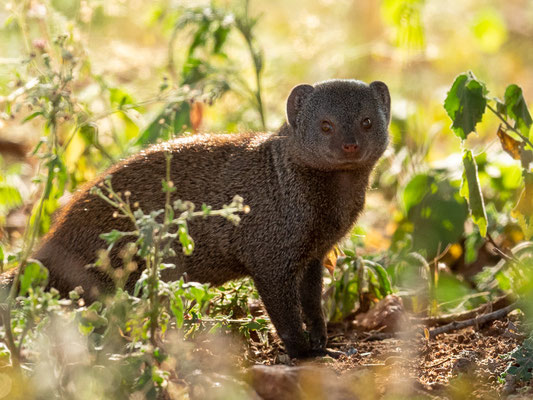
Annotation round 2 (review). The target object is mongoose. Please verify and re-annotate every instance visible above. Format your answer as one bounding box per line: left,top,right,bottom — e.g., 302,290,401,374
3,79,390,358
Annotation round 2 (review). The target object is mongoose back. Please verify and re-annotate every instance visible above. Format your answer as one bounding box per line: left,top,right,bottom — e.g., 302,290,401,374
5,79,391,358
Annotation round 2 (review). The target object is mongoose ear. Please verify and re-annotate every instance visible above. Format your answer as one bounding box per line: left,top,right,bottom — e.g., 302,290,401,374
287,84,314,128
370,81,391,123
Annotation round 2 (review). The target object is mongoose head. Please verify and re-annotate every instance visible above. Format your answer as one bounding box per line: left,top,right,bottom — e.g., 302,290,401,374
286,79,390,170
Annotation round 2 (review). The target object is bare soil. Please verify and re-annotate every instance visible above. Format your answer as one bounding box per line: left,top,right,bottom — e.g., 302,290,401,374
242,315,531,399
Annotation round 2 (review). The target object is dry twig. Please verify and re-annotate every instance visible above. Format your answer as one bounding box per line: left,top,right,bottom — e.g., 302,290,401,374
414,293,515,327
427,303,518,339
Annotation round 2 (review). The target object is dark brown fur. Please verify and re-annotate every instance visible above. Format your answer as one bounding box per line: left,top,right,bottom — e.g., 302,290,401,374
2,79,391,358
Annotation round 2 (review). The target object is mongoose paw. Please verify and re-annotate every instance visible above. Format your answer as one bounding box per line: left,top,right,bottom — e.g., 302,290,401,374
308,327,327,351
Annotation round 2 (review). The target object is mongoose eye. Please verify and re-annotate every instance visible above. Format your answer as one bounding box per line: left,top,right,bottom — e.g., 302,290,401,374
361,118,372,130
321,120,333,133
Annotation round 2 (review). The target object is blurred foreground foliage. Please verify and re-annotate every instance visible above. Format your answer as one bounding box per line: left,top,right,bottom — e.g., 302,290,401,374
0,0,532,398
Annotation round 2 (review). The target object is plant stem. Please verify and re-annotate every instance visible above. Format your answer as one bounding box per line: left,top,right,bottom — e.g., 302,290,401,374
238,0,266,131
0,306,20,370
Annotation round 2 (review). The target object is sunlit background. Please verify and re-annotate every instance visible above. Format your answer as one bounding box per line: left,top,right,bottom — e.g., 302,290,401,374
0,1,533,398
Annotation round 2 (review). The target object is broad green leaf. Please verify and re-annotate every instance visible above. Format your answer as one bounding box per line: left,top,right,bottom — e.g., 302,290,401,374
19,261,49,296
504,84,532,138
402,174,434,214
444,72,488,140
404,173,468,258
461,149,488,237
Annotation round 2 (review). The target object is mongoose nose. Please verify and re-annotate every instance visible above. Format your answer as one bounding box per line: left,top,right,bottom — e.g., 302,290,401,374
342,143,359,153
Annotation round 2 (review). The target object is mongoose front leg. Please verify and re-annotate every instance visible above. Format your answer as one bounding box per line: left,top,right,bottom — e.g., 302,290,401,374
299,258,327,352
300,258,346,359
252,267,310,358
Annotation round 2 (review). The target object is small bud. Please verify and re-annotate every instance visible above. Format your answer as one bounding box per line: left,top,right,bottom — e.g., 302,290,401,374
124,191,131,197
112,211,119,218
133,201,139,208
243,205,251,214
159,118,165,125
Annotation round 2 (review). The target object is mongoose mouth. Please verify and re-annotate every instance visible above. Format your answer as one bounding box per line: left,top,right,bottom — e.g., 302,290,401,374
326,155,369,170
336,149,368,164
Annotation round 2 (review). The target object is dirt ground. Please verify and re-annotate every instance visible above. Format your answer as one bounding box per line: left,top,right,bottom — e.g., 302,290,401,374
239,314,531,400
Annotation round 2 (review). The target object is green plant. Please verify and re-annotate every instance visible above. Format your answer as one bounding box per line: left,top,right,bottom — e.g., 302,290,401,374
325,250,392,323
444,71,533,240
162,0,266,134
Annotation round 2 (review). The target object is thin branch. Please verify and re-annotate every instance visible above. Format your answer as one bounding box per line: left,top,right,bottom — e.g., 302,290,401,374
487,103,533,150
486,232,515,262
427,302,518,339
0,306,20,369
414,293,515,327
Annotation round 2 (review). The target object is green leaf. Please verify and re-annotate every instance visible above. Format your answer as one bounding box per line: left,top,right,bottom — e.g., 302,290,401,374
444,72,488,140
135,102,191,146
461,149,488,237
404,173,468,258
109,87,135,108
504,337,533,382
171,294,184,328
0,342,11,361
22,111,44,123
504,84,532,138
512,172,533,239
402,174,433,214
79,123,98,146
0,185,22,213
213,25,230,53
178,222,195,255
366,261,392,296
100,229,128,245
19,261,49,296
